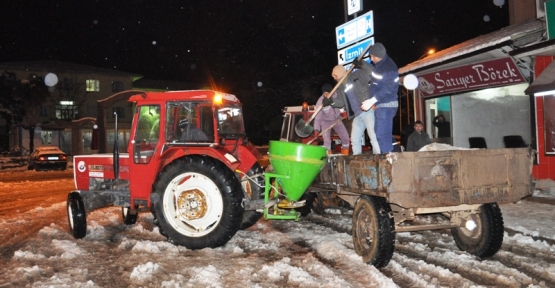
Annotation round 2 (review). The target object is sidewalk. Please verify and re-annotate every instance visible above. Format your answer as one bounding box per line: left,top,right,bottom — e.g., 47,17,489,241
528,179,555,205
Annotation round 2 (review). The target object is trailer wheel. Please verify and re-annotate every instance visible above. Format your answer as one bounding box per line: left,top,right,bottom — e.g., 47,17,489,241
67,192,87,239
122,206,138,225
352,195,395,268
151,156,244,249
239,163,265,230
451,203,504,258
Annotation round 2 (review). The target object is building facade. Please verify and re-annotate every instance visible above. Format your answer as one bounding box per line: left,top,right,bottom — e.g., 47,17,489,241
0,61,141,155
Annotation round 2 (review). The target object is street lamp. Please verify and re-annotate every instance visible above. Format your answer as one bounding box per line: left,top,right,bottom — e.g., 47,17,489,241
418,48,436,60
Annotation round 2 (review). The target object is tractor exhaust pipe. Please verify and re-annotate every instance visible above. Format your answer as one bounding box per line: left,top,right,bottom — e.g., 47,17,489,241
113,112,119,180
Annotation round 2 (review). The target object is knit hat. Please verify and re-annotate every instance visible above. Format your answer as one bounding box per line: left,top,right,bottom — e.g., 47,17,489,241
369,43,386,58
321,83,332,93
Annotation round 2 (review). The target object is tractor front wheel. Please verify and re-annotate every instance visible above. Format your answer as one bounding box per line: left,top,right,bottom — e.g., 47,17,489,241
151,156,244,249
67,192,87,239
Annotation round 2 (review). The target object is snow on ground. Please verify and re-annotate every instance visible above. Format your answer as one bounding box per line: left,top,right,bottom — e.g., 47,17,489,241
0,157,555,287
0,192,554,287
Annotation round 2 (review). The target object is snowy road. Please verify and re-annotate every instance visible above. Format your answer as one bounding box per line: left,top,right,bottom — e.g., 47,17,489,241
0,172,555,287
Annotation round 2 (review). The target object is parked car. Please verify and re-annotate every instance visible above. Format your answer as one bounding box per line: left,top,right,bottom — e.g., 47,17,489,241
28,146,67,171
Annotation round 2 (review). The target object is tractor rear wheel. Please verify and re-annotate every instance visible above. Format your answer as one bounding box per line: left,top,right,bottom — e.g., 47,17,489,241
151,156,244,249
352,195,395,268
67,192,87,239
451,203,504,258
239,163,265,229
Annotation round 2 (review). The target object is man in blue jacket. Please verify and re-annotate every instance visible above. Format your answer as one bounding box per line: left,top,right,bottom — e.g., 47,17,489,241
361,43,399,153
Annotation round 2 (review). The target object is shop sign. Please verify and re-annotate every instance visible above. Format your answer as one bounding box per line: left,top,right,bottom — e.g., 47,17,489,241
417,57,526,98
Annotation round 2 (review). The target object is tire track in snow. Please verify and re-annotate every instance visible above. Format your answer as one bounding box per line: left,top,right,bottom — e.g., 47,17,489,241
271,219,398,287
492,250,555,287
394,243,536,287
399,229,555,286
227,221,358,287
387,254,477,287
302,211,554,287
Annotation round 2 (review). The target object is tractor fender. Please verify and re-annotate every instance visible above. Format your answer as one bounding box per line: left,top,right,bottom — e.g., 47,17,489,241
160,145,242,172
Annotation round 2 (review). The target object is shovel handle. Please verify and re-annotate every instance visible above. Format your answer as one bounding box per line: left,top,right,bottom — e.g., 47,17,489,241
304,103,324,126
303,42,373,128
326,41,373,98
306,117,345,145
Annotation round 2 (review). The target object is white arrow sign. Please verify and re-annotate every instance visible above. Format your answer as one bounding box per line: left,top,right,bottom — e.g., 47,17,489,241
335,10,373,49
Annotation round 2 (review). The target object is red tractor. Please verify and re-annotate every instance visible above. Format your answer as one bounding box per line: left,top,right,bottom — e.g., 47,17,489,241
67,90,266,249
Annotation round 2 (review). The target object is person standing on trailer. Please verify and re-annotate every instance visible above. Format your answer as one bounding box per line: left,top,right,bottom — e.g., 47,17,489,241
314,83,350,155
361,42,399,154
325,60,380,155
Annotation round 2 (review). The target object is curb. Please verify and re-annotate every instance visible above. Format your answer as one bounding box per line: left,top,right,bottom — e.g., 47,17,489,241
524,196,555,206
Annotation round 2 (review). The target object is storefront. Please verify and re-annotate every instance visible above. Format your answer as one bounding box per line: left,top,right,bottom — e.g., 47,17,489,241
399,18,555,180
415,57,529,149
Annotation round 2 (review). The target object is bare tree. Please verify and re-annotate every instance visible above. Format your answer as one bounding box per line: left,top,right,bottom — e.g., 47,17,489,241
49,75,90,121
0,72,50,154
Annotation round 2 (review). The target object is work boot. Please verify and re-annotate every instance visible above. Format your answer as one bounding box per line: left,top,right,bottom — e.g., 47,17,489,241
341,148,349,156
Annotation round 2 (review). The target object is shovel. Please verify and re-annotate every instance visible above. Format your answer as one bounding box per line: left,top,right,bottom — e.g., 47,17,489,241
306,117,346,145
294,42,373,138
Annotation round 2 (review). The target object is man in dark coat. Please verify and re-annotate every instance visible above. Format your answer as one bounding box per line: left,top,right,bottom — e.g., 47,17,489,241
179,118,208,141
433,115,451,138
406,121,431,152
361,42,399,153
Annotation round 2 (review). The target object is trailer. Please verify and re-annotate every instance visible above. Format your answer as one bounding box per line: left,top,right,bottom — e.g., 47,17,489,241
305,147,534,267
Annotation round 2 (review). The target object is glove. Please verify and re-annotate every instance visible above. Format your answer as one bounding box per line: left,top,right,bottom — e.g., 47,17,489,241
352,57,364,68
361,97,377,111
322,97,334,107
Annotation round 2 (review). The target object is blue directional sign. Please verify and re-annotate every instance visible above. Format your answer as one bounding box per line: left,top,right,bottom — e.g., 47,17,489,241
337,38,374,65
335,10,374,49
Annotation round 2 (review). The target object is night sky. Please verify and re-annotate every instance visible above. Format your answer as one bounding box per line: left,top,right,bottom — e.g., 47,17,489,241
0,0,509,137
